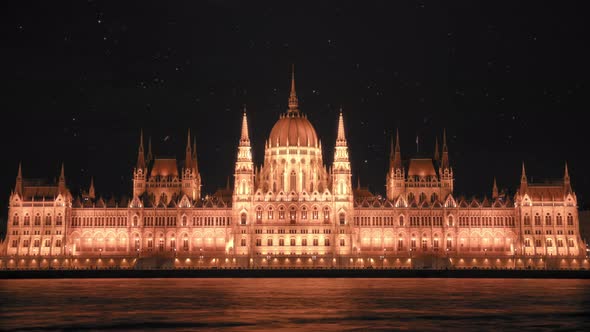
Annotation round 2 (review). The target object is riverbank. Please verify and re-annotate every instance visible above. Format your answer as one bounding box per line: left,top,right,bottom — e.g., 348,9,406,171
1,268,589,279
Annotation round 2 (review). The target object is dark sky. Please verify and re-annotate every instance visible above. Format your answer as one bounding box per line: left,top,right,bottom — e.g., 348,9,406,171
2,0,589,227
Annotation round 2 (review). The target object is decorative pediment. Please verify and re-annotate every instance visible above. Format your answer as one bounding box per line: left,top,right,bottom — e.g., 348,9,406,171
444,194,457,208
178,195,192,208
395,195,408,208
130,196,142,208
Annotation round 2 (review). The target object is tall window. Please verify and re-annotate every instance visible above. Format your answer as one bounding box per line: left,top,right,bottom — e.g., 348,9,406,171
290,209,296,222
268,208,274,220
422,239,428,250
524,239,531,247
524,215,531,226
13,214,19,226
313,239,319,246
182,216,187,227
55,239,62,247
557,239,564,247
535,239,542,247
568,238,575,247
267,238,273,246
411,238,417,249
241,213,247,225
135,238,140,251
290,171,297,192
545,214,552,226
147,239,153,249
290,238,296,246
446,238,452,250
256,209,262,222
170,239,176,251
133,216,139,227
183,238,189,251
398,238,403,250
340,238,346,246
324,238,330,246
44,239,51,247
534,214,541,226
24,214,30,226
256,238,261,246
546,239,553,247
567,214,574,226
279,238,285,246
158,239,164,251
45,215,52,226
241,238,247,246
399,215,404,226
34,214,41,226
34,239,40,247
339,213,345,225
302,239,308,246
448,216,453,227
556,214,563,226
323,208,329,222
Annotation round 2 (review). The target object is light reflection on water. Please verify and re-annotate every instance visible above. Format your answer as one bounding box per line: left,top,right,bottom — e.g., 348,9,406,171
1,278,590,331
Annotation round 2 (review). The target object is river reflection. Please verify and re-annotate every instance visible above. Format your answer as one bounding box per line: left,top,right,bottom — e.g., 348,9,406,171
1,278,590,331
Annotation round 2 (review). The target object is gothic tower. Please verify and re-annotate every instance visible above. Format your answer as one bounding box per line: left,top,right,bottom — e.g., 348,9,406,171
133,130,147,198
386,129,405,200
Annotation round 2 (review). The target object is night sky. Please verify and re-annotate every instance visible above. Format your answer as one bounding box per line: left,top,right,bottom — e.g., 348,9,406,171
2,1,589,231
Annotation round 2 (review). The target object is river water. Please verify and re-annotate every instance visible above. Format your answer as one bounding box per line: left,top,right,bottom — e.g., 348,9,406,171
1,278,589,331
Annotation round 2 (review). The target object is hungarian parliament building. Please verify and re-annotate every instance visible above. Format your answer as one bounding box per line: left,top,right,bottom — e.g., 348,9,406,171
2,72,587,269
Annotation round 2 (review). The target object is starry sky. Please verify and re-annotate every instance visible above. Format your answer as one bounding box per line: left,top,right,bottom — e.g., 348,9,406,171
2,1,589,229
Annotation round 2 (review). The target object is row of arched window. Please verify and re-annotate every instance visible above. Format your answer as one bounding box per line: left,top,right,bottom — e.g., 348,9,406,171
523,213,574,226
252,238,333,247
71,216,127,227
13,213,63,227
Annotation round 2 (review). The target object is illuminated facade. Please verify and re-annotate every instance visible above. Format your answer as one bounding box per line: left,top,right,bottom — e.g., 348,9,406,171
2,71,587,269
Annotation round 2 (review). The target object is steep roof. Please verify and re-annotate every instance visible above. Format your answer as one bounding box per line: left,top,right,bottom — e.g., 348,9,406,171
407,158,437,177
150,158,179,177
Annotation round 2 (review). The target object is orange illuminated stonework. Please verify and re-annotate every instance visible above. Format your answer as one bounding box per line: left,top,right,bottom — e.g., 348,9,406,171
1,70,587,270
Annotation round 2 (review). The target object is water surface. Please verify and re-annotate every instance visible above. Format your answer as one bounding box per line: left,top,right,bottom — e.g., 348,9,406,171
1,278,589,331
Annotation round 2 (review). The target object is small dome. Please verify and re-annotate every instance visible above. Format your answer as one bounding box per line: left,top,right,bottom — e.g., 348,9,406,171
268,112,319,147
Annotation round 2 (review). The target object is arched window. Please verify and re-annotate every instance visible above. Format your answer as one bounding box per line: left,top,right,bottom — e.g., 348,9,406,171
567,214,574,226
12,214,19,226
24,214,30,226
339,213,345,225
325,238,330,246
545,214,552,226
45,214,52,226
419,193,427,203
241,213,247,225
256,207,263,222
290,238,296,246
279,238,285,246
556,214,563,226
240,238,247,246
290,171,297,192
534,214,541,226
182,216,187,227
160,193,168,205
407,193,415,202
133,216,139,227
340,238,346,246
267,238,273,246
290,207,296,222
267,207,274,220
431,193,438,203
323,207,330,222
34,214,41,226
399,215,404,226
448,215,454,227
524,214,531,226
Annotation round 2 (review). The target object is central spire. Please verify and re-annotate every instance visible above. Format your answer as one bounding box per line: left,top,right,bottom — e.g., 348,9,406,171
288,64,299,114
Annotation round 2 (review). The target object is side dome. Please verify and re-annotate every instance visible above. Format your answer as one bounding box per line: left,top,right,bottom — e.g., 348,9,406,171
268,113,319,147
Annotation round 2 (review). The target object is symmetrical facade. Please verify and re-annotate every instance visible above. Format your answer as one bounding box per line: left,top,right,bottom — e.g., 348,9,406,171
2,71,587,269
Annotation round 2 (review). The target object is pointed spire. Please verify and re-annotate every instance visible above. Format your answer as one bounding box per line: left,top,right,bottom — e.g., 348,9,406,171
192,136,198,171
185,129,192,169
146,136,153,164
89,177,96,200
336,107,347,145
441,129,449,169
136,130,146,170
391,129,402,170
434,137,440,161
492,177,498,200
60,163,65,180
240,107,250,145
15,162,23,195
520,162,528,194
564,162,572,194
390,134,395,159
288,64,299,114
58,163,66,193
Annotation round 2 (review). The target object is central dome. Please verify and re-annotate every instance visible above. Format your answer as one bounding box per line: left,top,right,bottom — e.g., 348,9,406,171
268,67,319,148
269,112,319,147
